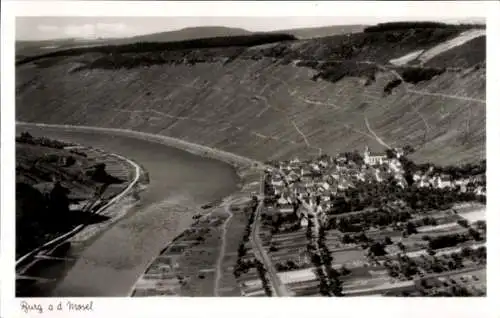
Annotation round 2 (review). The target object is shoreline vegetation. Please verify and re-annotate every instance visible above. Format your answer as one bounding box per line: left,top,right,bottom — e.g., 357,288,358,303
15,131,139,259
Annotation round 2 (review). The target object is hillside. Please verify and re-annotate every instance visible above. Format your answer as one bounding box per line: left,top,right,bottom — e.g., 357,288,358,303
15,133,129,258
273,25,366,39
16,23,486,166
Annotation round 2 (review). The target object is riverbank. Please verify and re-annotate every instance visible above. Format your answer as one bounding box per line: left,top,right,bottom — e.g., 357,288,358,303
16,122,264,171
16,141,145,297
15,138,140,259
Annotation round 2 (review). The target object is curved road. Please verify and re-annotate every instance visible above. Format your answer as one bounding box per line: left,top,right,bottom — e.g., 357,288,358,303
17,123,240,297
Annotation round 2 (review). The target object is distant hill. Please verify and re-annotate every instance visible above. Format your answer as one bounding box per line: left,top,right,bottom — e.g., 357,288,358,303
16,38,112,57
16,26,254,57
15,24,365,58
117,26,253,44
275,25,366,39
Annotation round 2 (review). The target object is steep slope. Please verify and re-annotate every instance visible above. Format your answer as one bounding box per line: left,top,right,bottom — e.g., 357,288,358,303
16,24,486,166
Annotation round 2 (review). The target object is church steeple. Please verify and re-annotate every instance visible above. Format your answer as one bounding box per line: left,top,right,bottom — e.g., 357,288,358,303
364,146,370,157
363,146,370,164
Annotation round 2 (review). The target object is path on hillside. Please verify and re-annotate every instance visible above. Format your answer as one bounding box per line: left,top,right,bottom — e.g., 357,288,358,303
364,116,391,149
285,57,483,149
249,79,322,155
405,89,486,103
291,120,311,148
293,54,485,103
213,201,234,296
416,29,486,64
62,42,484,160
126,60,448,156
269,72,403,151
374,62,485,102
290,56,484,147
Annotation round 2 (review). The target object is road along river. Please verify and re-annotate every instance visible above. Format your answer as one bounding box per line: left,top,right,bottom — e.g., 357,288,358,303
17,125,239,296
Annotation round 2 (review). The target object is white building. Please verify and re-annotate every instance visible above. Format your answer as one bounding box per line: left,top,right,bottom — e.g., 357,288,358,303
364,146,388,166
271,179,284,187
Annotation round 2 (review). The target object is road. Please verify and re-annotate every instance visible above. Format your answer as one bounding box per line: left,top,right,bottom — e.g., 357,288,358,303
213,202,234,296
249,173,292,297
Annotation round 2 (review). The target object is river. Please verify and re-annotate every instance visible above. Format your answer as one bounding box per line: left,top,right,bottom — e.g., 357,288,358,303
17,126,239,297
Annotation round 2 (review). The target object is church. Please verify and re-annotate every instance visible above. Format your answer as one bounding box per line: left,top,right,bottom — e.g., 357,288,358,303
363,146,388,166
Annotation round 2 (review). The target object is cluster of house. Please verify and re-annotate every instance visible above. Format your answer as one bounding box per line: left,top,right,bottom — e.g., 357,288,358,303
412,167,486,195
264,146,486,226
265,147,405,227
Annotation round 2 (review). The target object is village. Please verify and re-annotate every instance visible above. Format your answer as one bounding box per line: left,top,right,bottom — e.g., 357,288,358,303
235,146,486,296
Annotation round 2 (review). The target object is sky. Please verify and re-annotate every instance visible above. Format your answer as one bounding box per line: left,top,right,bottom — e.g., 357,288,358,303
16,16,485,41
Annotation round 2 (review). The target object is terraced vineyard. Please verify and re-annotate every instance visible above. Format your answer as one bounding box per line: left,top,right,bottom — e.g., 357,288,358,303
16,25,486,166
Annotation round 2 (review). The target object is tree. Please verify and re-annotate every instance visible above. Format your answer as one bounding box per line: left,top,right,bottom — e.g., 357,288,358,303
427,247,436,256
384,236,393,245
49,181,70,216
460,246,473,258
340,265,351,276
19,131,34,143
64,155,76,167
468,228,482,241
342,234,355,244
476,220,486,231
286,260,298,270
397,242,406,252
457,219,469,228
405,221,418,235
403,145,415,155
385,148,397,159
368,242,387,257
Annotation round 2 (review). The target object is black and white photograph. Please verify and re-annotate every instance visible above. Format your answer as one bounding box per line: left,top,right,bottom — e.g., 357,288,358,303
1,1,499,317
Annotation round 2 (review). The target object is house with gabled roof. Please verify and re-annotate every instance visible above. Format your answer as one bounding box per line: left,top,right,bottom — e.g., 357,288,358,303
338,179,350,191
300,213,309,227
475,186,486,196
318,159,329,169
277,195,295,214
437,175,453,189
